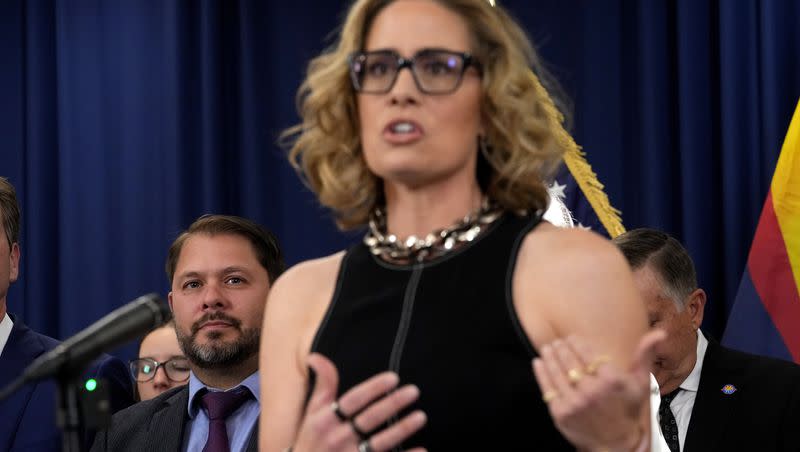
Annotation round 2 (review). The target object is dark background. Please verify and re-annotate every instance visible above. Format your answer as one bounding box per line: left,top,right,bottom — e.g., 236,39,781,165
1,0,798,361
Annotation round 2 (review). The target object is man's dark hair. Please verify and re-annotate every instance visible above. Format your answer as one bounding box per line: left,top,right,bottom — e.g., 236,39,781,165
0,177,21,248
165,214,285,284
612,228,697,306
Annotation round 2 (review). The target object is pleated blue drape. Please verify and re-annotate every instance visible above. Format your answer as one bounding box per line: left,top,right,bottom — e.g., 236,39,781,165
1,0,798,359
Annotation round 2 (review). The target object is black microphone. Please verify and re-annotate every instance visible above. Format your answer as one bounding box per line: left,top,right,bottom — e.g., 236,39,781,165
1,294,171,400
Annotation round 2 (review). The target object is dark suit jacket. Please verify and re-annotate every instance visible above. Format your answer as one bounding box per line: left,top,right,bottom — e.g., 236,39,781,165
0,314,135,451
683,340,800,452
90,385,258,452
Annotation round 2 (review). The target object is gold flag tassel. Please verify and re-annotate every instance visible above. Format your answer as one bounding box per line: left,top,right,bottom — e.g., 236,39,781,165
529,71,626,238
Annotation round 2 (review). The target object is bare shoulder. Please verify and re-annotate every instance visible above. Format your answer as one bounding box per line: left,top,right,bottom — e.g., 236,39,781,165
274,251,346,287
522,222,620,256
518,223,631,282
265,251,346,358
269,251,346,311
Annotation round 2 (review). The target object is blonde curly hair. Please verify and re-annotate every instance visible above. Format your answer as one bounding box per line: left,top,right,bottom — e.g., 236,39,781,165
284,0,568,229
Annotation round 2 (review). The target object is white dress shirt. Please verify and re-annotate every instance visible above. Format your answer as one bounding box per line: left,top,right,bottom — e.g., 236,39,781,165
651,373,672,451
663,329,708,451
0,313,13,357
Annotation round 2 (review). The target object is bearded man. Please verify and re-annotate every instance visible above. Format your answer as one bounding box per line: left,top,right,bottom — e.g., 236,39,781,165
92,215,284,452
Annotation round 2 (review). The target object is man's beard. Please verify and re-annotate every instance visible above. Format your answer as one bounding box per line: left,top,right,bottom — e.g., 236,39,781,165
176,313,260,369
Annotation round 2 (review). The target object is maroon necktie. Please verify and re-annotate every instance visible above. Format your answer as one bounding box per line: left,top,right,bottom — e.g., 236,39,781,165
200,387,252,452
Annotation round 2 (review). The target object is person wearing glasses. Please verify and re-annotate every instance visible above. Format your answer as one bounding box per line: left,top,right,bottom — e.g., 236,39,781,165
92,215,285,452
130,322,190,401
260,1,662,452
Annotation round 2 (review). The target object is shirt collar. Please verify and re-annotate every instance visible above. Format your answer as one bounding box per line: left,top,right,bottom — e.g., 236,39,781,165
679,329,708,392
0,313,13,357
187,370,261,418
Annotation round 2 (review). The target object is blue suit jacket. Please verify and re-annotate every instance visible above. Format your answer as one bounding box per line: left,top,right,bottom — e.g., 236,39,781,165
0,314,135,451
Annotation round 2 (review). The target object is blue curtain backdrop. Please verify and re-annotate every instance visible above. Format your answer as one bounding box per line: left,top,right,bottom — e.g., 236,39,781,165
1,0,799,361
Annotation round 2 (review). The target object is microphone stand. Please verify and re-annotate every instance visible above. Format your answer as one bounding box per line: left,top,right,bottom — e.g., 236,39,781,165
56,372,84,452
4,294,168,452
0,359,94,452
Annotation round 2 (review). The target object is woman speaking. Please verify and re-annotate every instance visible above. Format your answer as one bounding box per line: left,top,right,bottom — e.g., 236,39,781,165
260,1,661,451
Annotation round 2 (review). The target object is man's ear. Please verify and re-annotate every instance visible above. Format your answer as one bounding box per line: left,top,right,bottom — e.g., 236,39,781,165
9,243,20,283
685,288,706,329
167,291,174,312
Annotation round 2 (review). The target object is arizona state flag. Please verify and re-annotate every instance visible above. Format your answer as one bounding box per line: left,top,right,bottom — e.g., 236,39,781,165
723,99,800,363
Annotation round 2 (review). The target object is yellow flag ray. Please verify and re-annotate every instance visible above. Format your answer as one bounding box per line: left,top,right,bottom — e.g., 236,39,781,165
770,99,800,299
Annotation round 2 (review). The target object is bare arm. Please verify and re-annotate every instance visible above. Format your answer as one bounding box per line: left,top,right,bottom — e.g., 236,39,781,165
514,225,647,361
514,225,657,451
259,253,343,452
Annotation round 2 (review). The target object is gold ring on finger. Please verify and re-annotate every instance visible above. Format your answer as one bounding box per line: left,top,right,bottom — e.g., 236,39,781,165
542,390,560,403
567,368,584,385
585,355,611,375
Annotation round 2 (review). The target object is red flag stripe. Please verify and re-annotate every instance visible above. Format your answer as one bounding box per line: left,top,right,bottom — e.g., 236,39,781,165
747,191,800,362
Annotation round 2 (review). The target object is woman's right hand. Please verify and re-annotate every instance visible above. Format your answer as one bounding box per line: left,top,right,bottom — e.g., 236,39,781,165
290,353,428,452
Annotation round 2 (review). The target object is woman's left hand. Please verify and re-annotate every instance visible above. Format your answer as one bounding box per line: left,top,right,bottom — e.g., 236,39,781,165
291,353,427,452
533,329,665,452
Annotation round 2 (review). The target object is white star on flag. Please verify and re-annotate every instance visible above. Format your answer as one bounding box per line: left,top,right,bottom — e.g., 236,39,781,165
549,181,567,200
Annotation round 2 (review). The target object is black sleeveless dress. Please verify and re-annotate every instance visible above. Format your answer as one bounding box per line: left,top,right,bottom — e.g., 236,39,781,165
310,212,574,451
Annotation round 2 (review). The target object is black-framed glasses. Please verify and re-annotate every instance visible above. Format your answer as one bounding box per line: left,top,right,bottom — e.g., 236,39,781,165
348,48,480,95
129,357,191,383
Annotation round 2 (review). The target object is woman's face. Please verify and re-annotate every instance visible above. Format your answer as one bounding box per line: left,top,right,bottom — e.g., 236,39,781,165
134,326,189,401
357,0,483,190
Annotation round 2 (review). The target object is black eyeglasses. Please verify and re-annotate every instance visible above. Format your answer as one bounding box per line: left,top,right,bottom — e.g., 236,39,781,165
129,357,191,383
348,48,480,95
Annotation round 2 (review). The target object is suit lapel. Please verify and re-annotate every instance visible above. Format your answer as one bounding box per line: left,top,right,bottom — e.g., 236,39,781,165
142,388,260,452
143,386,190,451
0,318,45,387
683,341,740,452
0,319,45,450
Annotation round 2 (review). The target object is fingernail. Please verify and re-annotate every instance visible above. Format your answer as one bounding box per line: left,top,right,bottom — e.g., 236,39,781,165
384,372,400,385
305,356,317,370
402,384,420,398
411,410,427,424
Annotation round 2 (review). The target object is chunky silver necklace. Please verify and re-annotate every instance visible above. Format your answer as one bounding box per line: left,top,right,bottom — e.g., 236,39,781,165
364,198,504,263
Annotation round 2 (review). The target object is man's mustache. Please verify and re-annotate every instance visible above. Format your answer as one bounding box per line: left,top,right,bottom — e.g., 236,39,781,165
190,313,242,336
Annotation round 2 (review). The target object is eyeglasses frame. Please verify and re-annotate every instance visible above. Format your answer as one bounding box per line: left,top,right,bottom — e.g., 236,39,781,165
348,48,481,95
129,356,191,383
